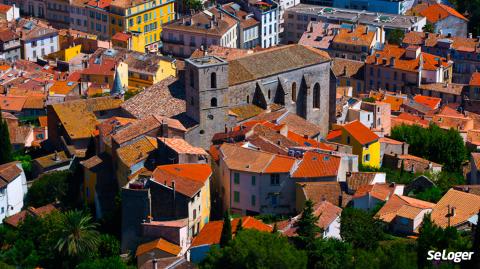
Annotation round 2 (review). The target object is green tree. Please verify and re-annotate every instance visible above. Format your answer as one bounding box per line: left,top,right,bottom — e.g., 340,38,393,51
235,218,243,232
0,111,13,164
96,234,120,258
186,0,203,12
391,124,467,172
413,186,443,203
56,210,100,262
25,170,70,207
386,29,405,45
310,239,353,269
201,229,307,269
219,211,232,247
295,200,321,249
0,239,40,268
13,153,32,177
422,23,435,33
76,256,131,269
340,207,384,250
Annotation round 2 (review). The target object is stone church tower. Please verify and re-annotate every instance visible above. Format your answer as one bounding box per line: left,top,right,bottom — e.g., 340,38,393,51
185,56,235,149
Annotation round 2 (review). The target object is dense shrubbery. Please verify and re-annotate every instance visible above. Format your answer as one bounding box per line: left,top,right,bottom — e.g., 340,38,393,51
390,124,467,172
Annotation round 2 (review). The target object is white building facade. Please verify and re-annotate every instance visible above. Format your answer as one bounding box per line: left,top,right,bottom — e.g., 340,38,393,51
0,162,28,223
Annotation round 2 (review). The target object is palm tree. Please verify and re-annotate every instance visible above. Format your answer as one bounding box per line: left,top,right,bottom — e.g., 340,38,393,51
56,210,100,259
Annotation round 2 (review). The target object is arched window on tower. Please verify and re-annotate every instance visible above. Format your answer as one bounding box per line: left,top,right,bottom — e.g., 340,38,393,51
211,97,217,107
211,72,217,88
292,82,297,102
313,83,320,108
247,95,250,104
268,90,271,99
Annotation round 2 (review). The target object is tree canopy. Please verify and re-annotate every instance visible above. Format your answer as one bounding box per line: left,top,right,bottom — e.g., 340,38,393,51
201,229,307,269
0,111,13,165
25,171,71,208
340,207,384,250
390,124,467,172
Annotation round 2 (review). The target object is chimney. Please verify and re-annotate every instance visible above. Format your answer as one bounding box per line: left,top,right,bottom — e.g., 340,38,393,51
210,19,214,28
161,120,169,137
469,33,473,39
152,258,158,269
343,65,347,75
220,12,223,20
437,57,442,67
390,56,395,66
364,26,368,35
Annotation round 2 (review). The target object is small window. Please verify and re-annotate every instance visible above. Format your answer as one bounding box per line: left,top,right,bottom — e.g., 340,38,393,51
234,191,240,203
270,174,280,185
364,154,370,162
251,195,256,206
292,82,297,102
313,83,320,108
234,173,240,184
211,72,217,88
210,98,217,107
251,176,256,186
347,136,350,144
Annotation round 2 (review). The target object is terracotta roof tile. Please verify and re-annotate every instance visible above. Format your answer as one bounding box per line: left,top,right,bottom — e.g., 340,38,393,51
431,189,480,228
33,151,70,169
136,238,181,257
3,204,57,228
0,95,27,112
121,76,185,119
414,95,441,110
297,181,351,207
353,183,396,201
159,137,207,155
470,72,480,86
333,25,375,47
51,97,123,140
116,136,157,167
419,83,465,96
376,194,435,222
342,120,379,145
346,172,380,192
228,45,331,86
420,4,468,23
0,162,21,187
220,143,276,173
264,155,296,173
151,164,211,198
190,216,272,247
331,57,365,80
112,114,184,145
291,151,340,178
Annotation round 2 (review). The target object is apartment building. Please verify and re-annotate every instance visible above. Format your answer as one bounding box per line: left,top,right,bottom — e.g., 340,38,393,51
220,2,260,49
402,31,480,84
365,45,452,94
328,24,384,61
110,0,175,52
283,4,426,44
162,8,238,58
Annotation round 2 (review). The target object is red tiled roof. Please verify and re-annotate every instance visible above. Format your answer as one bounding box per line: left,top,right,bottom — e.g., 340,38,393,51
0,4,12,12
264,155,295,173
151,164,211,198
353,183,396,201
291,151,340,178
190,216,272,247
326,129,342,141
136,238,181,257
414,95,441,110
112,32,130,42
420,4,468,23
470,72,480,86
342,120,379,145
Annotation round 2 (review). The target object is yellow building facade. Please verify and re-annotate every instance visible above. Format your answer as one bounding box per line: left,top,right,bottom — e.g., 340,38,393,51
109,0,175,52
336,121,381,168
